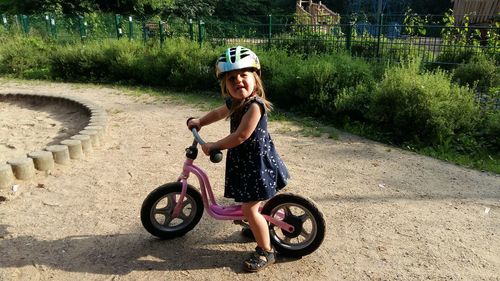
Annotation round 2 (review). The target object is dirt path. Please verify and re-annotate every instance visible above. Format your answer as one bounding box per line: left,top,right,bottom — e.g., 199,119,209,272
0,79,499,281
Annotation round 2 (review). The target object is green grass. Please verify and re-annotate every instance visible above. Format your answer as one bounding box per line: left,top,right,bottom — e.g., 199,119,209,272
418,147,500,174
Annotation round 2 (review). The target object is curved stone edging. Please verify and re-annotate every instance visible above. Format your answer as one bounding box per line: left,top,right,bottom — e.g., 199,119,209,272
0,92,108,189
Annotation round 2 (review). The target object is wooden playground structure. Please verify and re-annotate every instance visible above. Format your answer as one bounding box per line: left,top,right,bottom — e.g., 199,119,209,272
295,0,340,33
451,0,500,23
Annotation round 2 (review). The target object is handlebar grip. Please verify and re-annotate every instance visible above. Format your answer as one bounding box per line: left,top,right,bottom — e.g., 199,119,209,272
210,150,223,163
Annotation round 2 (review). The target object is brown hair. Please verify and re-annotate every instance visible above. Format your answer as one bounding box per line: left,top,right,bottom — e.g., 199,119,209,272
219,70,273,116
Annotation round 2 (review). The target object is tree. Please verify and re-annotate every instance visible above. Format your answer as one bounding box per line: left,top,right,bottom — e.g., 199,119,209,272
166,0,218,19
213,0,271,23
0,0,174,15
0,0,98,14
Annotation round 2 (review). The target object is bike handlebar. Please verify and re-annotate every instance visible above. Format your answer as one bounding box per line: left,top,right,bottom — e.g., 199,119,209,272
191,128,223,163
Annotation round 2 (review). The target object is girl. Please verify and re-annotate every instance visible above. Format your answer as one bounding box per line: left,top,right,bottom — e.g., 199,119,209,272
187,46,289,272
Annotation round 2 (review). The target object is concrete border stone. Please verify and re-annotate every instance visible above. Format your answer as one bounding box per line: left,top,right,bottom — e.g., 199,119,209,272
7,157,35,180
71,134,93,155
0,164,14,190
45,145,71,165
60,139,84,159
28,150,55,171
0,92,108,186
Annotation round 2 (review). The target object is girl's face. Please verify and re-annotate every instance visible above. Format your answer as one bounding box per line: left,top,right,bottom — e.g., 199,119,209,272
224,69,256,100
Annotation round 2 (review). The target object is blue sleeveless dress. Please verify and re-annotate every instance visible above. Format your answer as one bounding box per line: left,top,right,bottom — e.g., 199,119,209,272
224,97,290,202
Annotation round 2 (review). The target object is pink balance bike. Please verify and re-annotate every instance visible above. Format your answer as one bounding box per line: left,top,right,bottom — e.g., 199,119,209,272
141,129,326,257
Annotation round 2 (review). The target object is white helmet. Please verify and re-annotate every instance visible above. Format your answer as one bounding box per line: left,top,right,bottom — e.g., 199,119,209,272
215,46,261,78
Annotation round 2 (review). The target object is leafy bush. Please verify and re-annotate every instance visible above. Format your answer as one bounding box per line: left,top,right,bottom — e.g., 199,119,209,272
429,48,478,71
334,83,374,122
0,35,50,77
475,88,500,151
452,55,499,91
50,40,121,82
369,60,481,145
161,39,219,89
49,38,219,89
259,48,305,109
261,49,375,118
303,53,375,117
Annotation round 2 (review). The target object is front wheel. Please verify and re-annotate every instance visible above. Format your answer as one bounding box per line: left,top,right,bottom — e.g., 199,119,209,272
262,193,326,257
141,182,204,239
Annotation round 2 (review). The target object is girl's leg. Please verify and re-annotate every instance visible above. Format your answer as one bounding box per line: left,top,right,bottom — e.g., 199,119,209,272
241,201,275,272
242,201,271,251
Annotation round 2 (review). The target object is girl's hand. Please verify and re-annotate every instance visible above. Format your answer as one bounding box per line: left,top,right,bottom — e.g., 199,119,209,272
201,142,216,156
187,117,201,131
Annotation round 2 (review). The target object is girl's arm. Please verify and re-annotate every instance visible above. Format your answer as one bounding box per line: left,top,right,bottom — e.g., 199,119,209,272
188,105,229,130
201,102,262,155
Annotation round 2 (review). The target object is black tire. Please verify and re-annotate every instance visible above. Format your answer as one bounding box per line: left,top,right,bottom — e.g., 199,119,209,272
141,182,204,239
262,193,326,257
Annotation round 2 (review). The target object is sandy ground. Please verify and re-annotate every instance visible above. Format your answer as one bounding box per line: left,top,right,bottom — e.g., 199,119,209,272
0,79,499,281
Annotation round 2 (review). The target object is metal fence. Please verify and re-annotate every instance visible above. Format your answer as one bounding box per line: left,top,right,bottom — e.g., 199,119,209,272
203,14,499,66
1,13,499,65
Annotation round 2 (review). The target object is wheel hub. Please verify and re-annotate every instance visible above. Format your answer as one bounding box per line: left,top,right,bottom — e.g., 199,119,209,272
281,215,303,238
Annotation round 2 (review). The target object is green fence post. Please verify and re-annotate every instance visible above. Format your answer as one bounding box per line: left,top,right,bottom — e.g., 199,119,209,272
189,19,194,41
346,19,353,52
2,14,8,31
21,14,29,35
13,14,19,33
49,15,57,38
376,13,384,57
268,14,272,50
159,20,165,47
128,16,133,40
115,14,123,39
78,15,87,42
198,20,204,47
44,14,51,37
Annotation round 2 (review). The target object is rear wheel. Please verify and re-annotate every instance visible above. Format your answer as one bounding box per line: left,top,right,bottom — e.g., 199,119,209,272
262,193,326,257
141,182,203,239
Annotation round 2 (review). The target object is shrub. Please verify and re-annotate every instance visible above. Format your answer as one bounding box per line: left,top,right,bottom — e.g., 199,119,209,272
334,83,374,122
50,40,120,82
49,38,219,89
475,88,500,151
261,50,375,118
259,49,305,109
304,53,375,117
162,39,219,90
369,60,481,145
0,36,50,77
452,55,499,91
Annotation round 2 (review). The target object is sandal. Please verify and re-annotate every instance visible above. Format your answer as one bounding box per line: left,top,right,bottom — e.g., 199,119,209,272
243,246,276,272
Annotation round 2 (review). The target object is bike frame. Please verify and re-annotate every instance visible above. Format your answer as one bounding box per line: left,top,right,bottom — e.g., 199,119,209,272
175,158,294,233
